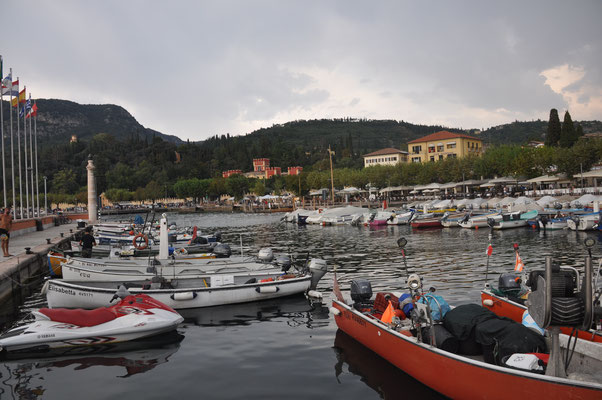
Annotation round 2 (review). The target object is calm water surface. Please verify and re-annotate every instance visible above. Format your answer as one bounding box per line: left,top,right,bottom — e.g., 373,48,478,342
1,212,600,399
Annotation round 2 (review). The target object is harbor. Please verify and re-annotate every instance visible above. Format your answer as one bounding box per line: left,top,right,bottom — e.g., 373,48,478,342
0,211,600,398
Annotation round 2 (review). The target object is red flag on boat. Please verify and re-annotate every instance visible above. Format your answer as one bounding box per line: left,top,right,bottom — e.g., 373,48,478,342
486,244,493,256
333,270,344,302
514,251,524,272
381,301,394,323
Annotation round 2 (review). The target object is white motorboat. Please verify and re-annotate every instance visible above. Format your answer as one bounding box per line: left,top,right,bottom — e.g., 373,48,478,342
458,212,500,229
387,210,414,225
567,212,600,231
0,291,183,354
487,210,536,230
538,215,570,230
45,258,327,310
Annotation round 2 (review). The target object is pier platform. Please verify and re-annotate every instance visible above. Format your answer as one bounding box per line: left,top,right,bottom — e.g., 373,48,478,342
0,220,86,326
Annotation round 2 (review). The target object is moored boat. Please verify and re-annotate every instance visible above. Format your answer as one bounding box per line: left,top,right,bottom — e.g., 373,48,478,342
0,291,183,354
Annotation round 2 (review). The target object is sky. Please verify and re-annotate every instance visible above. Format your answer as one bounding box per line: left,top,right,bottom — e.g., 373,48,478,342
2,0,602,142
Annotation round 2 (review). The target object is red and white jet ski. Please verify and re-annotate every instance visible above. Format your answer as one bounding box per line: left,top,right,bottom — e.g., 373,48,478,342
0,289,183,354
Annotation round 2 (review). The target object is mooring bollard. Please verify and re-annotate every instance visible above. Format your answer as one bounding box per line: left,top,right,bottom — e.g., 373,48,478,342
70,229,73,233
25,247,32,254
46,238,51,244
60,233,64,237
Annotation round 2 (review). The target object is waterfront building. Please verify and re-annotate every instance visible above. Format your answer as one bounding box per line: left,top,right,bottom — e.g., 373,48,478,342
363,148,409,167
408,130,482,163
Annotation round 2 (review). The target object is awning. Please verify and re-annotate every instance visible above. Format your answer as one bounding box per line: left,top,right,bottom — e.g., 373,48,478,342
488,176,516,184
573,169,602,179
526,174,566,183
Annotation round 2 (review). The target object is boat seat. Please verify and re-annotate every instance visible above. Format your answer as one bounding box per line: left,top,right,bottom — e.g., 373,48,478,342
37,307,118,327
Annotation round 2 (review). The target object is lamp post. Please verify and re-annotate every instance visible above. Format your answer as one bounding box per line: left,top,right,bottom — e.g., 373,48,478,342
43,176,47,214
327,146,335,205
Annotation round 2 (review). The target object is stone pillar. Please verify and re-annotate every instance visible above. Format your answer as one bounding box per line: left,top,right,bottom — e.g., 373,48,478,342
86,156,98,223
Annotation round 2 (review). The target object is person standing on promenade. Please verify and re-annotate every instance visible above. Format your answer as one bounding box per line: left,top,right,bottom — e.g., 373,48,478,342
0,207,13,257
79,226,96,258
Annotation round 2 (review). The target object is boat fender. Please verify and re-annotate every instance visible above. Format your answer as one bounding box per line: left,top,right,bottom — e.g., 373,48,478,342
307,290,322,299
40,280,50,295
256,286,279,294
329,307,341,316
482,299,494,307
133,233,149,250
170,292,197,301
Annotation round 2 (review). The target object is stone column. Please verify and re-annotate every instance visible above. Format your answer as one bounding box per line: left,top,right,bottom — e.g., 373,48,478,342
86,155,98,223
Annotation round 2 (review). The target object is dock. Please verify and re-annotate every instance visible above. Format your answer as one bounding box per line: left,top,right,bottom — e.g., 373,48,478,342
0,218,86,326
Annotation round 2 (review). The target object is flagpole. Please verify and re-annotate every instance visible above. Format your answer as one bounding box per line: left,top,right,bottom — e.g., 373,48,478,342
34,103,39,217
28,94,35,218
0,56,5,208
23,93,29,219
9,70,15,217
16,81,22,219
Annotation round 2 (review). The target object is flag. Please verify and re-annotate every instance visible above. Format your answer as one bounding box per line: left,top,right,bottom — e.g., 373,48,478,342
29,102,38,118
1,74,17,96
486,244,493,256
381,300,394,323
333,268,344,302
514,251,524,272
11,88,25,107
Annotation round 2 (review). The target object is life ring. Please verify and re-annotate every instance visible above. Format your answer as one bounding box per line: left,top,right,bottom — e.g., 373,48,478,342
133,233,149,250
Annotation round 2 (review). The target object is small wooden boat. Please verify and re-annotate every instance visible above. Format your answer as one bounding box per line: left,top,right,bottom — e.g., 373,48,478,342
410,217,442,229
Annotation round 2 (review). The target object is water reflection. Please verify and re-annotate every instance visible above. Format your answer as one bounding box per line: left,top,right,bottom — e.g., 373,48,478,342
0,331,183,397
179,295,330,329
333,330,445,399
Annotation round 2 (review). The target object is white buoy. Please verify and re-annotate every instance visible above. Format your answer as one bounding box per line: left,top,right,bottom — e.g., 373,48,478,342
307,290,323,299
158,213,169,260
482,299,493,306
329,307,341,316
256,286,278,294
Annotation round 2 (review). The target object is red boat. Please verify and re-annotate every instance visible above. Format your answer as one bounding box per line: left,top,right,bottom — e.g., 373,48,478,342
410,217,442,229
481,288,602,343
331,246,602,400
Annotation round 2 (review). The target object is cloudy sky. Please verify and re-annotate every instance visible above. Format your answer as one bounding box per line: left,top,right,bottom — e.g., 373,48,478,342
2,1,601,141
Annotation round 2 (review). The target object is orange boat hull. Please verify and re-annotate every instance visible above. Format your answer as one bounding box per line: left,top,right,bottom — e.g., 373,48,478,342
332,300,602,400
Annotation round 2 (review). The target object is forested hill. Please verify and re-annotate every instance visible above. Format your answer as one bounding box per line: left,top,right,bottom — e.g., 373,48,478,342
0,99,183,145
480,119,602,144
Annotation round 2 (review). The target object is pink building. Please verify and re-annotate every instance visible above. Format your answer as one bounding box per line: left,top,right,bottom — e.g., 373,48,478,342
253,158,270,172
222,169,242,178
265,167,282,178
287,166,303,176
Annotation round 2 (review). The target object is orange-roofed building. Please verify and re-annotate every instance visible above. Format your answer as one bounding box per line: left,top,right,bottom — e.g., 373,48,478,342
265,167,281,178
407,131,483,163
253,158,270,172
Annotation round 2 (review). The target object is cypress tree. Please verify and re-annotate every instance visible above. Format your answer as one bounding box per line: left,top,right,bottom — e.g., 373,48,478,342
576,124,584,140
545,108,561,146
559,110,575,147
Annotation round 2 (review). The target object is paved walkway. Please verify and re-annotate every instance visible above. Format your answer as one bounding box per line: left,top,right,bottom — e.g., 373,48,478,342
0,222,82,271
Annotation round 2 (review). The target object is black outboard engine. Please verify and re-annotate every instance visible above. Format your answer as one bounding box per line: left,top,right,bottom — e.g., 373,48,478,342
498,273,522,297
276,255,292,272
350,279,373,310
212,243,232,258
214,232,222,242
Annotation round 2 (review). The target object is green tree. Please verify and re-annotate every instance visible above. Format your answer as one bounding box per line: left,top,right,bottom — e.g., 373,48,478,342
225,174,249,200
251,180,266,196
52,169,79,194
559,111,576,147
545,109,561,146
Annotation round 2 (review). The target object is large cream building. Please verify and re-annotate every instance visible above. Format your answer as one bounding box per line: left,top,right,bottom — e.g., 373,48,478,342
363,148,409,167
407,131,483,163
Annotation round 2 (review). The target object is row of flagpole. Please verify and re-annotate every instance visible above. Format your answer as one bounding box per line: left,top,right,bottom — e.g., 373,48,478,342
0,55,41,220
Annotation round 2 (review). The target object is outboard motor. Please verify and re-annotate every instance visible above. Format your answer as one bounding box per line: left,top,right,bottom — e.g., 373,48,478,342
258,248,274,263
308,258,328,290
498,273,522,297
350,279,373,309
276,255,292,272
212,243,232,258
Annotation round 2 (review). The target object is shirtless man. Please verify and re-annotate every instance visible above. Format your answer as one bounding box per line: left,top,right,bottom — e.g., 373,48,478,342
0,207,13,257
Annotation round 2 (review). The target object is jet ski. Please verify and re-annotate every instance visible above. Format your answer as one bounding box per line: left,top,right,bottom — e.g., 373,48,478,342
0,287,183,355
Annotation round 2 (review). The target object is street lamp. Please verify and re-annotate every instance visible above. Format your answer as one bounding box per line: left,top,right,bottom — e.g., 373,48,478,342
43,176,47,214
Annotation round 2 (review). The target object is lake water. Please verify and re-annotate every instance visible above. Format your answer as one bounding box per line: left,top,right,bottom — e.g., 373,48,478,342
0,212,599,399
